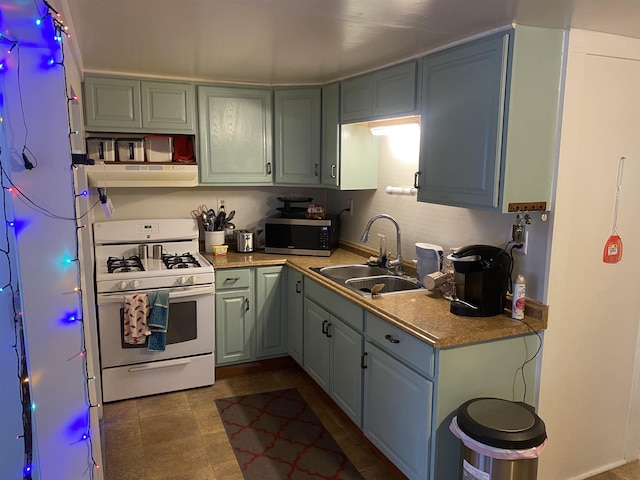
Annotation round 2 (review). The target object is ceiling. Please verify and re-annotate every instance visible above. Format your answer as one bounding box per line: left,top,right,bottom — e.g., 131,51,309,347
61,0,640,85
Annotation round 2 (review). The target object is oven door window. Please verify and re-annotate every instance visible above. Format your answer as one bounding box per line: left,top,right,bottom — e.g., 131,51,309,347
120,300,197,348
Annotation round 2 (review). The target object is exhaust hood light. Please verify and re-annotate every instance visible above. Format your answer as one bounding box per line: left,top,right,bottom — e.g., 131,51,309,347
370,123,420,136
368,115,421,136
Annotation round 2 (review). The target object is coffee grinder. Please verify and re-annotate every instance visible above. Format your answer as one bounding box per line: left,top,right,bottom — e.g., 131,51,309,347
448,245,512,317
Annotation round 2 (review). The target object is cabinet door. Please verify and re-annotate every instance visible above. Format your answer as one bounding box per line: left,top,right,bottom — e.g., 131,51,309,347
321,82,340,188
198,86,273,185
303,299,331,392
255,266,287,358
418,33,509,209
372,61,419,118
287,268,304,365
84,75,142,130
363,341,432,480
141,81,195,132
340,75,373,123
330,317,363,427
215,290,253,365
274,88,321,185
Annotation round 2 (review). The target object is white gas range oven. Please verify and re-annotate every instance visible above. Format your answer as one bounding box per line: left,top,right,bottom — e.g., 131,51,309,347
93,219,215,402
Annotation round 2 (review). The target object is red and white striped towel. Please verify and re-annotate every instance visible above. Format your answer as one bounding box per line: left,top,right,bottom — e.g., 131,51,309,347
123,294,151,345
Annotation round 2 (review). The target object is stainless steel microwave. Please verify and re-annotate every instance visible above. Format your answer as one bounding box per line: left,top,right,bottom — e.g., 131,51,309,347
264,215,339,256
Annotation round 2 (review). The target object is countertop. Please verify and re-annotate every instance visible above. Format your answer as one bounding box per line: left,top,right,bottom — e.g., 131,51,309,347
203,243,548,349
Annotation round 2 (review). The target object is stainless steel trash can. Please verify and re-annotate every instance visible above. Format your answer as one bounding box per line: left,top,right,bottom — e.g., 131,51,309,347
450,398,547,480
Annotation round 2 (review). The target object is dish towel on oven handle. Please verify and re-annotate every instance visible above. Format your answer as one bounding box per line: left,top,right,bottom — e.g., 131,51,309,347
147,290,170,351
123,294,151,345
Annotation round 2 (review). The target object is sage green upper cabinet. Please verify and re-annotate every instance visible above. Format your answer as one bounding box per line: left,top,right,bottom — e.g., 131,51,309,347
322,83,380,190
417,26,563,212
198,85,273,185
83,74,195,133
321,83,340,188
341,75,373,123
274,88,321,185
340,60,420,123
84,75,142,130
141,81,195,132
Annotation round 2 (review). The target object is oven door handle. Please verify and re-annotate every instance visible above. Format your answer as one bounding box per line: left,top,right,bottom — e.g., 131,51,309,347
98,284,214,304
127,358,191,372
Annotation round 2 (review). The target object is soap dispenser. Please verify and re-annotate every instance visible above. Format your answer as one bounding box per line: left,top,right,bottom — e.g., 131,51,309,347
378,234,387,268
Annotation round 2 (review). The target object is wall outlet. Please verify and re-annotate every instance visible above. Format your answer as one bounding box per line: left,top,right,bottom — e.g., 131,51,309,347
347,199,354,216
511,224,525,245
509,227,528,255
218,198,226,210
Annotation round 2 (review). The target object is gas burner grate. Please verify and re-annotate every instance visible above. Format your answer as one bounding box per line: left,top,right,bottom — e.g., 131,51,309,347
162,253,201,269
107,256,144,273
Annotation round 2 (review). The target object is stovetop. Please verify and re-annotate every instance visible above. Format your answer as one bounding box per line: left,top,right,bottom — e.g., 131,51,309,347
93,219,214,294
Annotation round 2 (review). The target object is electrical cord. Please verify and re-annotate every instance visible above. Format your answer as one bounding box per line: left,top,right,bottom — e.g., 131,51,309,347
0,164,100,220
512,317,543,403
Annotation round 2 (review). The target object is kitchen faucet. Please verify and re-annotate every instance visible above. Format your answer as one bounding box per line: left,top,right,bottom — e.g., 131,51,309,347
360,214,403,274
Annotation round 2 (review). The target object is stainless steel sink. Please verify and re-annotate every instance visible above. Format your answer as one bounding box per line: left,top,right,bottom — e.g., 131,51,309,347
345,275,422,295
311,264,424,296
315,264,390,279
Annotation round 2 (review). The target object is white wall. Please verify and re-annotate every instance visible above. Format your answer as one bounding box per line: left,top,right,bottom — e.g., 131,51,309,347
0,111,24,480
538,30,640,479
0,3,103,478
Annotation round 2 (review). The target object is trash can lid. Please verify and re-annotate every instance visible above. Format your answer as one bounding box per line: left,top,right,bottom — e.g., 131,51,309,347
457,398,547,449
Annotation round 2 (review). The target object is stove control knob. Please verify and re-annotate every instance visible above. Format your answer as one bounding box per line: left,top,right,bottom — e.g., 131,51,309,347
117,281,127,290
130,280,140,289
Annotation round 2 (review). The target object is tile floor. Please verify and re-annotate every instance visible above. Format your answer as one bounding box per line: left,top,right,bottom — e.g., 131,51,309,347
101,362,640,480
587,461,640,480
101,363,403,480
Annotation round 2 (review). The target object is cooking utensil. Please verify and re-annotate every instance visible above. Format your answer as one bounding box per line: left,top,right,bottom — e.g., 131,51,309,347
225,210,235,223
214,211,226,231
603,156,625,264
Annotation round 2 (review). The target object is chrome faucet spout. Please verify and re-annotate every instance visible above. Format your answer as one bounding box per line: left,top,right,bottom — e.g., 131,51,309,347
359,214,403,273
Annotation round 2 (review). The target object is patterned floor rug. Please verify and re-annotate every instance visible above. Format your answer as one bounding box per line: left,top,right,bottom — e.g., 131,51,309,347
215,388,363,480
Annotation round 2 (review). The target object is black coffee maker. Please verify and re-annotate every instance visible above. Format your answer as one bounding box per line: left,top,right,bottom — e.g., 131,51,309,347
449,245,512,317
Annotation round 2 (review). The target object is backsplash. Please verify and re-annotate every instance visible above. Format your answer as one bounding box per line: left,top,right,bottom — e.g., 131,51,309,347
92,133,549,301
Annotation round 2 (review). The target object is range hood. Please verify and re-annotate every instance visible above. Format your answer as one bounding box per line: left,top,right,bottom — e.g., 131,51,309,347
85,162,198,187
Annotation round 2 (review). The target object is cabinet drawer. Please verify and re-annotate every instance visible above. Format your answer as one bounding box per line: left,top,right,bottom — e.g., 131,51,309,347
305,279,363,331
101,354,214,403
365,312,434,378
215,269,251,290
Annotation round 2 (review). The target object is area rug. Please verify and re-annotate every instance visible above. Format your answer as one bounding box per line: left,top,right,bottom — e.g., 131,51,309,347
215,388,363,480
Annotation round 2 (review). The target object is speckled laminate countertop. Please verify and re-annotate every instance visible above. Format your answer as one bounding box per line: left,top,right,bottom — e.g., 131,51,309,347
203,244,548,349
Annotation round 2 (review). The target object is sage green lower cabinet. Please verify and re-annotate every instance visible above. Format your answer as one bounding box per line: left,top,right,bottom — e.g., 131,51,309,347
286,268,304,366
363,311,539,479
215,267,286,366
215,269,254,365
255,266,287,358
303,299,331,391
303,279,364,426
363,313,434,480
363,342,432,480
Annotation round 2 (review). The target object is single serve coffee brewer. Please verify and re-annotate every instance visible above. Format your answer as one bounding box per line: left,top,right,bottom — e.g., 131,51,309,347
448,244,512,317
